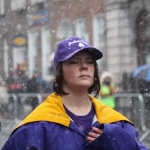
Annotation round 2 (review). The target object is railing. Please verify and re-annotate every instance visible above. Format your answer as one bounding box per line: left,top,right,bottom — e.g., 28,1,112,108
0,93,18,120
0,92,150,142
140,93,150,142
114,93,150,142
114,93,146,131
0,93,50,133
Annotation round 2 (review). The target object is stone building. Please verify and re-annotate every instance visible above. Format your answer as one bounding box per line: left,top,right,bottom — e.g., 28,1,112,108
0,0,52,80
0,0,105,80
105,0,150,90
0,0,150,90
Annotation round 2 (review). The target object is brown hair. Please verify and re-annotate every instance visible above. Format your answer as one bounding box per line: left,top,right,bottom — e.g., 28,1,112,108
53,60,100,97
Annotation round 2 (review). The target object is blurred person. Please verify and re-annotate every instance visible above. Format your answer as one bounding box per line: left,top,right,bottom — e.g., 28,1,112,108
8,79,22,109
9,79,22,94
43,76,54,94
14,63,21,79
1,36,148,150
0,81,9,118
26,71,40,110
98,72,116,108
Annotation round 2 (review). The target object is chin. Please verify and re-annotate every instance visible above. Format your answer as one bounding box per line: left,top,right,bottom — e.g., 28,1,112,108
77,82,93,89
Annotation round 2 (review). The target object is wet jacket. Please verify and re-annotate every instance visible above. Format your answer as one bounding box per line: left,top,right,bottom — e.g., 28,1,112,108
1,93,148,150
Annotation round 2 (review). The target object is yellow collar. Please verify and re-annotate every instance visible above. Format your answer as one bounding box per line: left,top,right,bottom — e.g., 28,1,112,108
16,93,131,129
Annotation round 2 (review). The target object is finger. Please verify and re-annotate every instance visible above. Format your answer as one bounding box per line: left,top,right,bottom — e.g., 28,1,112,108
91,127,103,134
88,131,100,138
86,134,100,142
86,136,95,142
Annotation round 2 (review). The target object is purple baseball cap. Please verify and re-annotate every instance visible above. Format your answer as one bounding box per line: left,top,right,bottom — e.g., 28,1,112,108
54,36,103,68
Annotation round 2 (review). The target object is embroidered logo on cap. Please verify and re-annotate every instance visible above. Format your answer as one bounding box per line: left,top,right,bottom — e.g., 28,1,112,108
78,43,85,48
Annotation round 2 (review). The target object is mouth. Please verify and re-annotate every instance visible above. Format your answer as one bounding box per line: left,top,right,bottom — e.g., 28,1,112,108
79,75,90,78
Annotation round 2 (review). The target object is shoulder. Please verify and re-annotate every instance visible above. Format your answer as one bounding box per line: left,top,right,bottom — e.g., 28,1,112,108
11,121,56,138
111,121,138,137
12,93,70,133
2,121,58,149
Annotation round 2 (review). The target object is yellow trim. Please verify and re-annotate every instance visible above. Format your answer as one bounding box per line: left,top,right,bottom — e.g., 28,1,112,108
16,94,70,128
90,95,131,124
16,93,132,130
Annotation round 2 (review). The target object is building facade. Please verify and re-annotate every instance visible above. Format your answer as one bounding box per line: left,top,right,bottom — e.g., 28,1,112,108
105,0,150,90
0,0,150,90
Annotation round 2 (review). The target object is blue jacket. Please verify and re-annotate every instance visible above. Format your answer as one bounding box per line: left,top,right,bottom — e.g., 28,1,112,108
1,93,148,150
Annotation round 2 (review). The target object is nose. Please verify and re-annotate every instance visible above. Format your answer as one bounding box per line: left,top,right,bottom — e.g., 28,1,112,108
79,62,88,71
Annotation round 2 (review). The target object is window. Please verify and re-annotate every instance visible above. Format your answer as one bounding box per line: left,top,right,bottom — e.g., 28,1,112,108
57,18,73,40
146,43,150,64
11,0,26,11
136,10,150,65
30,0,45,5
93,13,105,69
75,18,89,41
0,0,5,15
3,39,9,77
28,31,38,77
41,27,51,77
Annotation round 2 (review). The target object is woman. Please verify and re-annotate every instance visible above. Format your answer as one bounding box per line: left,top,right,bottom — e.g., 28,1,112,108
0,81,9,118
99,72,116,108
1,36,148,150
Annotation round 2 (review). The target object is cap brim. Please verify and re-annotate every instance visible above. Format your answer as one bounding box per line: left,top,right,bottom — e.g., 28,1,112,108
85,47,103,60
61,47,103,62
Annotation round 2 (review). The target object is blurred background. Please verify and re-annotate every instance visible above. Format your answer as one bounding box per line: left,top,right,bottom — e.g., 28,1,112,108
1,0,150,92
0,0,150,148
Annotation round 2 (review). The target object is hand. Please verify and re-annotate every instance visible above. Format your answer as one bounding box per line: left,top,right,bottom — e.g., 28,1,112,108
86,127,103,143
109,85,116,94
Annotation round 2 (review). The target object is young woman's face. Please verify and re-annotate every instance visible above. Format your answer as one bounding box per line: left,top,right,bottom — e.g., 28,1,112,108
62,51,95,91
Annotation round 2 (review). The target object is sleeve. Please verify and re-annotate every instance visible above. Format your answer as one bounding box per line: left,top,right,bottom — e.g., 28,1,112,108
86,121,148,150
1,122,52,150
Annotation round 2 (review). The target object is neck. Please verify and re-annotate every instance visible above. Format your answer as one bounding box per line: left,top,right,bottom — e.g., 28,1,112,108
62,93,92,116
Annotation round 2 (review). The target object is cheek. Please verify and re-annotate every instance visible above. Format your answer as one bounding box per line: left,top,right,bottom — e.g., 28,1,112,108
63,67,78,83
89,67,95,84
89,66,95,77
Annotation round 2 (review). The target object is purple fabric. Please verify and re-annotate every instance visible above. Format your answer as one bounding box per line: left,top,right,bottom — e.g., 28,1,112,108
54,36,103,68
2,120,148,150
64,104,95,135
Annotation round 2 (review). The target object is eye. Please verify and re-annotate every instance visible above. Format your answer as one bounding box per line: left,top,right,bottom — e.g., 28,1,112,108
69,61,78,64
68,58,79,64
87,61,94,64
86,59,94,64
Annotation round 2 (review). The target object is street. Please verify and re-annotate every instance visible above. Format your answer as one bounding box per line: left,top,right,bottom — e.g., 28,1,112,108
0,119,21,148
